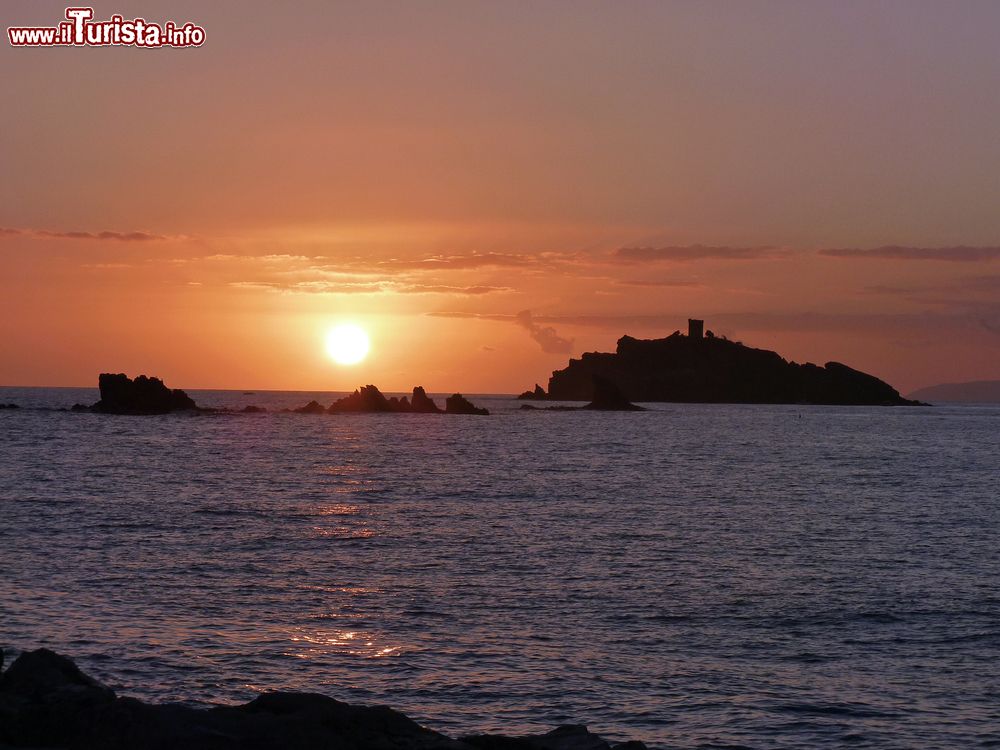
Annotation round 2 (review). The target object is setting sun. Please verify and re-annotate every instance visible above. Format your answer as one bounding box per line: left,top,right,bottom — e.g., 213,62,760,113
325,324,370,366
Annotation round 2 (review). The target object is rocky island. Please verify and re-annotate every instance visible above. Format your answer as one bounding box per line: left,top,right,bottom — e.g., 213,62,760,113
75,373,201,414
295,385,489,415
521,319,923,406
0,648,643,750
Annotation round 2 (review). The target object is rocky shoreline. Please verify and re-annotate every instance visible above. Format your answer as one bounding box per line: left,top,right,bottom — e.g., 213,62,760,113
0,649,647,750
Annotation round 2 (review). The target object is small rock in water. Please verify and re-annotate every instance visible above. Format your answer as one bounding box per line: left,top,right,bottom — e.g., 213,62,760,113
582,377,643,411
445,393,489,415
294,400,326,414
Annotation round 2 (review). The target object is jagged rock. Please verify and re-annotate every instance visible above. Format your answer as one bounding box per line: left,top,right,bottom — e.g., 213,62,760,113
517,384,548,401
582,377,643,411
294,400,326,414
242,405,266,413
92,373,198,414
328,385,395,413
0,648,113,701
0,650,643,750
445,394,489,415
292,386,484,416
530,327,921,405
70,403,91,412
410,386,442,413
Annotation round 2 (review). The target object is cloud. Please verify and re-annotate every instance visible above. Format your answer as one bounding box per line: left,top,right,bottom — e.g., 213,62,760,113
862,274,1000,308
2,227,170,242
615,245,779,262
515,310,574,354
429,309,998,338
820,246,1000,262
229,280,511,296
436,312,575,353
615,279,704,288
378,252,536,270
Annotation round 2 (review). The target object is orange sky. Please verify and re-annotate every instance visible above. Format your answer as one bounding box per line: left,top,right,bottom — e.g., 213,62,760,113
2,1,999,394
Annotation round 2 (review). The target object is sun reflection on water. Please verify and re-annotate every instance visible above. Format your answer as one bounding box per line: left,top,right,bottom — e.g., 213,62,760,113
288,627,403,659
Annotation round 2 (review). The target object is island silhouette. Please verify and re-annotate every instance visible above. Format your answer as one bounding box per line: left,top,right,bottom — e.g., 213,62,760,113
295,385,489,415
520,319,923,406
73,374,491,416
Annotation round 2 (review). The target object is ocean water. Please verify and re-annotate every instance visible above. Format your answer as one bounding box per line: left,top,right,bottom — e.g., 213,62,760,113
1,387,998,749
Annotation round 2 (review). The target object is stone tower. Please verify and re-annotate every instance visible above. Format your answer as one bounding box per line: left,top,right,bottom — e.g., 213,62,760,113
688,318,704,339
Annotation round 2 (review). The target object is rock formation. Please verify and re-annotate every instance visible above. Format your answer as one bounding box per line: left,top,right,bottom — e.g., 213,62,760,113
410,386,442,413
522,328,922,405
91,373,199,414
445,393,490,415
328,384,396,413
293,386,488,416
517,384,548,401
0,648,644,750
0,403,19,409
294,400,326,414
582,377,643,411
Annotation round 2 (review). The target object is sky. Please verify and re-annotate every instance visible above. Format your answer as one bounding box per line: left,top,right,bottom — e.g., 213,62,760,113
2,0,999,394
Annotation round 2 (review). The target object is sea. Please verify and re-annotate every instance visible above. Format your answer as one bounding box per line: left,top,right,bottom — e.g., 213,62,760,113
1,386,998,749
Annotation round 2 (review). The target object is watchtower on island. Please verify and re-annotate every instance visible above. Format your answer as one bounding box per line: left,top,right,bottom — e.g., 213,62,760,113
688,318,704,339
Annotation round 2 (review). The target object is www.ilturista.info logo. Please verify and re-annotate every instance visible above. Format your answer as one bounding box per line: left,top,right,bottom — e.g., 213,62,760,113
8,7,205,48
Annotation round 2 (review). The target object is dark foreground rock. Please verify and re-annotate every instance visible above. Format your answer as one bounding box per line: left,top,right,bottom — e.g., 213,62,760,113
523,324,923,405
0,649,644,750
91,373,199,414
293,386,488,416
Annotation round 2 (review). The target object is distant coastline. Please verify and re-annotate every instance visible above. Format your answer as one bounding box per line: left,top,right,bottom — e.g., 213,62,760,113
907,379,1000,403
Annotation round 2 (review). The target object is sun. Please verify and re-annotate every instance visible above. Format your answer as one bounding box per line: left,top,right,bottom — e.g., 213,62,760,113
325,324,370,365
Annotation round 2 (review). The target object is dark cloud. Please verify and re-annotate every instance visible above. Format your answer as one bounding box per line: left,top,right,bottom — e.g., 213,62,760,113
616,279,703,288
2,227,168,242
615,245,779,262
820,246,1000,262
515,310,574,354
